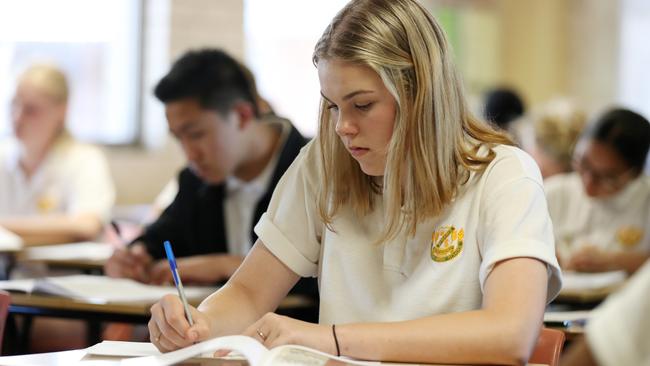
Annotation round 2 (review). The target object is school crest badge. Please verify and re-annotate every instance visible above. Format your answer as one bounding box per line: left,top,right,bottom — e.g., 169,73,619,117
37,194,57,213
616,226,643,248
431,225,464,262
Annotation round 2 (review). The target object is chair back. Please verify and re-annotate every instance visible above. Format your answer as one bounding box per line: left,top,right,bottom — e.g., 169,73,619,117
529,327,566,366
0,290,10,354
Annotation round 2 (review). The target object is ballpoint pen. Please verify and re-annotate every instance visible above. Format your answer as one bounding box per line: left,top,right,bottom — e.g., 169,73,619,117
163,240,195,326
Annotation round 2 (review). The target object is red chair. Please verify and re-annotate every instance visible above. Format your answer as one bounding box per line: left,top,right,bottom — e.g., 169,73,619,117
529,327,566,366
0,290,10,354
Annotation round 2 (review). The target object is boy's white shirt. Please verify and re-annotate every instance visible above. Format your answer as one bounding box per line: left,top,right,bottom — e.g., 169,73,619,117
255,141,562,324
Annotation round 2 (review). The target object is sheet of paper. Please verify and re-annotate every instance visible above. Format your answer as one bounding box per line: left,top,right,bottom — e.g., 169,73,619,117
561,270,627,291
0,225,22,251
22,242,114,261
121,335,268,366
87,341,161,357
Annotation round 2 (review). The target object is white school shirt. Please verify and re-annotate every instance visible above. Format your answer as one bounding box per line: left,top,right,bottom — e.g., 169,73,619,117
585,260,650,366
255,141,562,324
223,118,289,256
544,173,650,259
0,135,115,222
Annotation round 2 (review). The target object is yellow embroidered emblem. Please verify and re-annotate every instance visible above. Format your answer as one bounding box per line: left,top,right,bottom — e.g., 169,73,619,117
37,195,57,213
430,225,464,262
616,226,643,248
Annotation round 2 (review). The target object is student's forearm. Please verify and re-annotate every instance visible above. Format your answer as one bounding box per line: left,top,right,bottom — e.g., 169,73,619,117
198,281,271,337
197,242,300,338
335,309,541,365
0,213,103,244
611,251,649,274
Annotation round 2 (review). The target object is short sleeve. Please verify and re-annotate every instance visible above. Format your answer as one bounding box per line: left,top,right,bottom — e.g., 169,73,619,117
66,145,115,223
254,141,322,277
478,147,562,303
586,261,650,366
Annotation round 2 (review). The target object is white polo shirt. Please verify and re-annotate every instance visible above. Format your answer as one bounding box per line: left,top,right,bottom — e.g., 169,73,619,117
544,173,650,259
0,135,115,222
255,141,562,324
586,260,650,366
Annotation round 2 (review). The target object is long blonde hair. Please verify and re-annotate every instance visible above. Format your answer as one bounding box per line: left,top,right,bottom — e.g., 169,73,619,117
313,0,513,242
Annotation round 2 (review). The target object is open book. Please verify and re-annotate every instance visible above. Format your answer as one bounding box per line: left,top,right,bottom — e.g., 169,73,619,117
0,274,216,304
109,335,379,366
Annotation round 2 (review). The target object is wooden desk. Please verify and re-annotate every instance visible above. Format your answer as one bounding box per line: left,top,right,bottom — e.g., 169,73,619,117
0,349,548,366
15,242,113,273
5,291,317,354
554,284,620,305
9,292,316,324
0,350,240,365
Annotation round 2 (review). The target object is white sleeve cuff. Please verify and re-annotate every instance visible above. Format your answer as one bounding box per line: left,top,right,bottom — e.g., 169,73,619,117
255,212,319,278
479,238,563,303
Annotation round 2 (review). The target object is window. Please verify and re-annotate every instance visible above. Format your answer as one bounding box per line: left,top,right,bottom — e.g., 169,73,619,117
0,0,142,144
244,0,349,137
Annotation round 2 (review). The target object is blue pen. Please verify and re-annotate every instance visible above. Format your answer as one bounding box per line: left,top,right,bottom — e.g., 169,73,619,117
163,240,194,326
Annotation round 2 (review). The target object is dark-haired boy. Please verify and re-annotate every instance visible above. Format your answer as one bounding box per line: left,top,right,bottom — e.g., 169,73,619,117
105,49,316,304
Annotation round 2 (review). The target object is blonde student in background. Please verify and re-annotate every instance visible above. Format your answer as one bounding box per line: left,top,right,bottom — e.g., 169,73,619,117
526,98,587,179
0,64,115,245
546,108,650,274
148,0,562,364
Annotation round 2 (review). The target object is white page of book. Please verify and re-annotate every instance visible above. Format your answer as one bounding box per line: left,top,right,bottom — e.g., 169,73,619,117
121,335,268,366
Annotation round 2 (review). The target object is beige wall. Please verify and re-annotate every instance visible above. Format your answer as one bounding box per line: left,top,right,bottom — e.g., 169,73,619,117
109,0,624,205
500,0,620,112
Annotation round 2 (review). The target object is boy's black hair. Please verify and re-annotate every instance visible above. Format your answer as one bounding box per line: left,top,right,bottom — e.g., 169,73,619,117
154,49,259,118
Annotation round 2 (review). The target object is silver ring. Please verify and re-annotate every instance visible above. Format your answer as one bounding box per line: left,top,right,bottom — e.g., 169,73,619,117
256,329,267,341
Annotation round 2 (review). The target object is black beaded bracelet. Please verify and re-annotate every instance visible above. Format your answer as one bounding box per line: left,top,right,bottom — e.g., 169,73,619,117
332,324,341,357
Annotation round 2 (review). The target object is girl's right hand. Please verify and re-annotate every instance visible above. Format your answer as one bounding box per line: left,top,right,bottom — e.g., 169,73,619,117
148,294,212,352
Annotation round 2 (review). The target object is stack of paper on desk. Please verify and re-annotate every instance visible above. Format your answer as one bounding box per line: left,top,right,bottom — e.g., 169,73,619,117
0,274,216,303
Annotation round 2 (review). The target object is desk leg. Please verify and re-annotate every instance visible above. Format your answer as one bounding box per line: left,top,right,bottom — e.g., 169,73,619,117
11,315,33,355
86,321,102,346
3,314,18,355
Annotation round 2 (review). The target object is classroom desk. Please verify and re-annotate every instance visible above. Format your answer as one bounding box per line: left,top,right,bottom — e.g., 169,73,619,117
8,292,316,324
0,349,549,366
5,291,317,355
554,284,620,305
15,241,114,273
